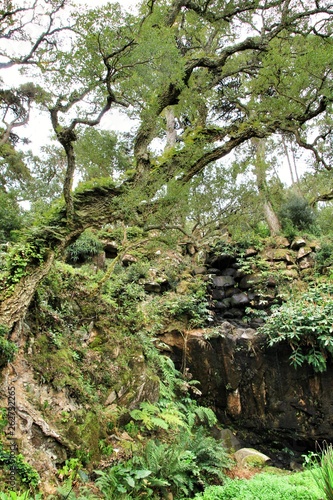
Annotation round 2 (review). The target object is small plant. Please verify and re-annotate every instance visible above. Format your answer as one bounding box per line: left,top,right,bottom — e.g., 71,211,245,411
304,442,333,500
0,444,40,488
95,462,155,499
67,229,103,263
99,439,114,457
0,325,18,365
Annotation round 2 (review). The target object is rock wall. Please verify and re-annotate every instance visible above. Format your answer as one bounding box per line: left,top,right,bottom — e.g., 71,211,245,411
160,324,333,461
160,235,333,461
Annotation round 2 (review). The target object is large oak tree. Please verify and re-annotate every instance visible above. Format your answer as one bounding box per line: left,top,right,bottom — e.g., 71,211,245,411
1,0,333,330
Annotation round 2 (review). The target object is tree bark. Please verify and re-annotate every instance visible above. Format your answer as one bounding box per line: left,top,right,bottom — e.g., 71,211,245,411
252,138,282,236
0,252,55,330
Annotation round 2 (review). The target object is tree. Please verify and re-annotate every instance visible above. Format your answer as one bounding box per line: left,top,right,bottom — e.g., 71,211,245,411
1,0,333,331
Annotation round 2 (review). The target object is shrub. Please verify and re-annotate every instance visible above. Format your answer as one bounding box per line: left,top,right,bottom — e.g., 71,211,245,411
0,325,18,366
67,230,103,263
280,195,316,232
258,283,333,372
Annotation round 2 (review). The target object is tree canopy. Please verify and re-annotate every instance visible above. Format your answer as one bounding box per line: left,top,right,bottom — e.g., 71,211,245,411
1,0,333,329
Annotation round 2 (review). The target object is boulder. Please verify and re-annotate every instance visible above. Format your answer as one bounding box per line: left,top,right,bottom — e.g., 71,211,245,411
212,289,226,300
291,238,306,250
274,236,290,248
239,274,261,290
193,266,207,275
230,293,249,307
212,427,242,452
213,275,235,288
144,282,161,293
234,448,271,467
122,254,138,265
297,246,312,260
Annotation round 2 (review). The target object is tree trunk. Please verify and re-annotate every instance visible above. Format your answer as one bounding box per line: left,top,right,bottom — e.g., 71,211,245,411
0,252,55,330
252,138,282,235
165,107,177,150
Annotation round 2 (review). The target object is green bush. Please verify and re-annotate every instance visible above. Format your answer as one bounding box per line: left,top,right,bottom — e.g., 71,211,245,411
67,230,103,263
280,195,316,232
0,325,18,365
315,241,333,272
192,470,322,499
0,444,40,489
0,192,22,243
258,283,333,372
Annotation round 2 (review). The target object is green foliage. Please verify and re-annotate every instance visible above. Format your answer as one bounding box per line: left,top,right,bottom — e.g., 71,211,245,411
0,325,17,365
259,283,333,372
315,240,333,272
280,195,317,232
130,401,187,432
95,462,155,499
75,128,131,181
0,192,22,243
0,493,42,500
67,229,103,263
304,443,333,500
58,458,82,481
3,242,47,291
162,279,210,328
0,444,40,489
192,470,322,499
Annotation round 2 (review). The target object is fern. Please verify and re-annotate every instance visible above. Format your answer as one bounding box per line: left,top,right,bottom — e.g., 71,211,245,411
193,406,217,428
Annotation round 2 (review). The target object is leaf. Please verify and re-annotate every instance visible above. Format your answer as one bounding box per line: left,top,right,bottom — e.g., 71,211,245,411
134,469,151,479
125,476,135,488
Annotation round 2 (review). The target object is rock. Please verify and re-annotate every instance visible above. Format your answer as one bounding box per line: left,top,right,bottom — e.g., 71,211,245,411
207,267,220,274
225,287,241,298
122,254,138,265
291,238,307,250
265,248,294,262
213,275,235,288
234,448,271,467
239,274,261,289
222,267,237,276
211,427,242,452
230,293,249,307
245,247,258,257
309,240,321,252
105,391,117,405
213,301,228,311
186,243,197,255
275,236,290,248
144,282,161,293
211,289,225,300
297,246,312,260
283,268,299,279
299,255,314,269
193,266,207,275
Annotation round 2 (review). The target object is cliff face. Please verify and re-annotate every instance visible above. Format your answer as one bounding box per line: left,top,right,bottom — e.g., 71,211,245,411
159,324,333,452
159,234,333,460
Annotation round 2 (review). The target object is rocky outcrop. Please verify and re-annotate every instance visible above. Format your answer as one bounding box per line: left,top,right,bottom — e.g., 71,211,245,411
206,236,321,324
159,321,333,462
